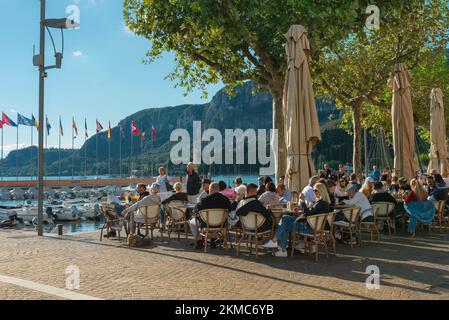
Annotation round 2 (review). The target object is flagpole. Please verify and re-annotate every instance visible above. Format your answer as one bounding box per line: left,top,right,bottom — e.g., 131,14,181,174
119,126,122,178
141,131,143,178
45,119,47,181
58,116,61,182
30,125,33,180
96,129,98,178
16,124,19,181
108,130,111,177
1,126,3,181
151,136,153,178
72,118,74,180
84,119,87,177
130,127,133,178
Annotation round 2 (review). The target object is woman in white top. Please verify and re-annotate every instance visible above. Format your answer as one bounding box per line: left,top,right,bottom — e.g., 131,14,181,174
155,167,173,193
258,182,280,208
335,178,349,197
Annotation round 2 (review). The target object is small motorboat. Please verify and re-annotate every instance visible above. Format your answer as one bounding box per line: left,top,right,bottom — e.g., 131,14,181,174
9,188,26,200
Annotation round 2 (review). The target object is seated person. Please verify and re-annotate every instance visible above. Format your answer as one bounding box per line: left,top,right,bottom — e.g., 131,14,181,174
233,177,243,189
398,177,411,192
263,182,331,257
389,176,400,193
162,182,188,204
425,176,436,194
258,182,281,208
257,176,272,197
325,179,337,208
198,178,212,201
107,194,126,215
162,182,189,222
343,185,374,223
276,183,292,204
234,185,247,202
403,178,428,204
428,175,449,202
369,182,397,205
360,176,375,198
121,183,161,236
188,182,232,247
231,184,247,211
335,178,349,198
235,183,273,232
350,173,361,191
301,176,318,208
129,183,150,203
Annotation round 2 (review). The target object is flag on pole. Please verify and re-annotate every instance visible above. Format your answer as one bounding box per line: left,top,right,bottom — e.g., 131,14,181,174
96,119,103,133
32,115,39,130
46,116,51,136
59,117,64,136
0,120,3,129
72,118,78,137
108,121,111,140
84,118,88,139
151,125,157,140
17,113,34,126
131,121,140,136
3,113,17,127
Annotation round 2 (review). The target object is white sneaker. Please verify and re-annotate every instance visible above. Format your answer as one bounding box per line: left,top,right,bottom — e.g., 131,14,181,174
294,241,305,251
274,249,288,257
262,240,279,248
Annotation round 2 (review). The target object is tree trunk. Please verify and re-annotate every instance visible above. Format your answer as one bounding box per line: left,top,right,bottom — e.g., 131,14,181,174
272,90,285,182
352,104,363,178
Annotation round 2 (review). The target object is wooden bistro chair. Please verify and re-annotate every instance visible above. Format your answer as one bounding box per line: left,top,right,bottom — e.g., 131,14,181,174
197,209,229,253
432,200,447,232
323,211,338,256
292,213,329,261
371,202,396,235
166,201,189,246
359,207,381,242
333,207,361,247
136,204,163,241
237,212,275,258
99,204,124,241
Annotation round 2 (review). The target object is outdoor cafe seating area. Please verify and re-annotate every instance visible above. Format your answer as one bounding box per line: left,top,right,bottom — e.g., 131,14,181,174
97,170,449,262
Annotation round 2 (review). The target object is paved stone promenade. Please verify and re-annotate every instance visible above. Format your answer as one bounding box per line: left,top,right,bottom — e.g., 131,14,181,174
0,228,448,300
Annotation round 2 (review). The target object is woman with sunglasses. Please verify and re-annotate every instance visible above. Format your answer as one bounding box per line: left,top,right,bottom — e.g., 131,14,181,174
263,182,332,257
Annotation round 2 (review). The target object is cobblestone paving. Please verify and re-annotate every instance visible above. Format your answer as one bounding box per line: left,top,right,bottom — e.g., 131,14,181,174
0,228,448,300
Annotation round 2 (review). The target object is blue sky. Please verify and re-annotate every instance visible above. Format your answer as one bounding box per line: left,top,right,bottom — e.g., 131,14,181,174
0,0,222,153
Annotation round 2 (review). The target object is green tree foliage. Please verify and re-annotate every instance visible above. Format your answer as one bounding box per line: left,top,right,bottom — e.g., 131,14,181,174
123,0,405,178
314,0,449,176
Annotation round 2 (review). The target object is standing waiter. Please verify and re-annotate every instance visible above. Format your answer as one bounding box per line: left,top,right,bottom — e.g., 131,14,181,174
186,162,201,202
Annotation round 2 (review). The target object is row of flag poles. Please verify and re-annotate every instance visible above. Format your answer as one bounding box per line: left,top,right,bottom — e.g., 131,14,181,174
0,111,157,181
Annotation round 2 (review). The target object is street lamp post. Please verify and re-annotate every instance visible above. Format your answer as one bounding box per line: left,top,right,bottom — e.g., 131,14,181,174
37,0,46,236
36,0,79,236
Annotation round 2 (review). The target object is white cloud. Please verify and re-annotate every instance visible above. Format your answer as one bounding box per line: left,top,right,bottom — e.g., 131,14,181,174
73,50,83,57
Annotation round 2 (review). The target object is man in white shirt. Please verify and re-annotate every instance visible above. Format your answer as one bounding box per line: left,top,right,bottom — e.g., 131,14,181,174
343,185,374,222
122,183,162,235
301,176,319,208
